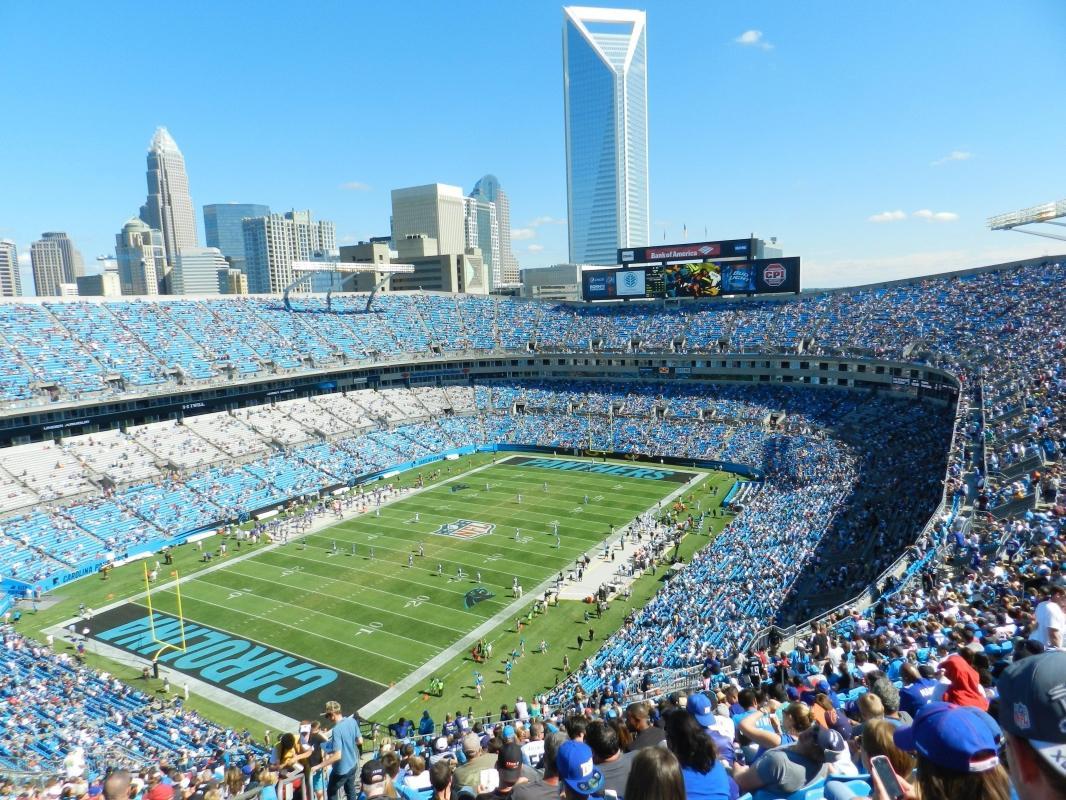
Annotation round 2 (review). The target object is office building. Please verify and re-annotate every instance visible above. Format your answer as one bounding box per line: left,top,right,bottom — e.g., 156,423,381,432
115,218,165,296
470,175,519,284
58,283,78,298
390,184,466,256
203,203,270,275
562,6,650,265
0,240,21,297
219,268,249,295
520,263,584,301
171,247,228,295
464,197,502,290
391,235,489,294
140,127,198,269
76,272,122,297
242,210,336,294
30,232,84,296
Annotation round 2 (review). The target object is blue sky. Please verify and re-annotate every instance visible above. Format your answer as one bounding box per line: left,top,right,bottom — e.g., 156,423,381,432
1,0,1064,291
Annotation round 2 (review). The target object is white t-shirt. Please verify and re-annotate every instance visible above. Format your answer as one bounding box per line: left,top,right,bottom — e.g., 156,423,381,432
1033,600,1065,648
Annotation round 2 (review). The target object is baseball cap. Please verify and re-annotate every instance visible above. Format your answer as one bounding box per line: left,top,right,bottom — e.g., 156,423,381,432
502,724,516,741
894,702,1003,773
556,740,605,796
434,736,449,752
322,700,342,717
496,743,524,784
461,733,481,755
685,692,715,727
146,785,174,800
361,760,387,797
996,650,1066,779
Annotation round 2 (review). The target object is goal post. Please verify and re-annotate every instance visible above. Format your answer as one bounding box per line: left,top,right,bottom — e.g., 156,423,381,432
143,562,189,660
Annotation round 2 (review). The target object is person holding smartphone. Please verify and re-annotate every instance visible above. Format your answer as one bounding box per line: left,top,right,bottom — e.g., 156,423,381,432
876,702,1011,800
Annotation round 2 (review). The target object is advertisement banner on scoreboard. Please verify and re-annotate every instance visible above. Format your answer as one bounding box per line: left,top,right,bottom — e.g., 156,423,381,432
618,239,754,264
582,267,648,300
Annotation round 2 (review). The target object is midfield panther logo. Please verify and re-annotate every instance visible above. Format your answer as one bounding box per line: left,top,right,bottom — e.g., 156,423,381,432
464,587,496,608
433,519,495,539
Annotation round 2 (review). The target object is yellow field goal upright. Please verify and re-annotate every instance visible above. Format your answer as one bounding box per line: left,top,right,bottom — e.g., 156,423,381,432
143,563,189,661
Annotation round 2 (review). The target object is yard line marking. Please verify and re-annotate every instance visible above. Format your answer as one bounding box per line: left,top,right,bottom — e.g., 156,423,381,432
358,468,707,718
208,565,471,634
155,589,425,669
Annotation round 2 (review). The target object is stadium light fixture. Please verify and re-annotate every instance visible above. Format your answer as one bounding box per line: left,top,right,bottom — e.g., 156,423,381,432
988,199,1066,241
285,261,416,312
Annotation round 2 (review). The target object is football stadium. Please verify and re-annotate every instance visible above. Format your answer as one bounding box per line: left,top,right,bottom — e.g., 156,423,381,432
0,253,1062,798
3,4,1065,800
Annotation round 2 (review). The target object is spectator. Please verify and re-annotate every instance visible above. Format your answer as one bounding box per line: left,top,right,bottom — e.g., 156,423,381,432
663,711,735,800
360,761,388,800
624,702,664,752
321,701,363,800
889,703,1010,800
941,654,990,710
429,761,453,800
585,720,632,797
513,732,567,800
556,741,604,800
476,743,527,800
733,722,837,797
1032,586,1065,649
996,651,1066,800
623,748,685,800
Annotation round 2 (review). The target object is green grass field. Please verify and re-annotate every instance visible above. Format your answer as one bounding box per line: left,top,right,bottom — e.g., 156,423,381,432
29,452,735,738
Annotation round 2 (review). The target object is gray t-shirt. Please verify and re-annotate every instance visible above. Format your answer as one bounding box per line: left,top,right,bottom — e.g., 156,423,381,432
511,778,562,800
754,749,826,795
597,752,633,798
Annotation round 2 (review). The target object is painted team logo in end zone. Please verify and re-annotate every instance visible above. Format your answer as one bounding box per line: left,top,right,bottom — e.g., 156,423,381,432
433,519,496,539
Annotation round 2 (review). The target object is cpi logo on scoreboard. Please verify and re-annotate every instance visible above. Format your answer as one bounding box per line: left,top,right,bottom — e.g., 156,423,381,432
762,262,787,287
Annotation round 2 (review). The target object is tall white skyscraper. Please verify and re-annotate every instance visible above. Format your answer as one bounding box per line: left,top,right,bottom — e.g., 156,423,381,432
242,210,337,294
562,6,650,265
470,175,519,284
390,184,467,256
115,218,165,296
140,127,198,272
0,240,21,297
30,232,84,296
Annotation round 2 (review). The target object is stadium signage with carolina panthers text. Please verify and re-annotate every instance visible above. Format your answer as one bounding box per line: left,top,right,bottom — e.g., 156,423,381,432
504,456,693,482
89,604,384,717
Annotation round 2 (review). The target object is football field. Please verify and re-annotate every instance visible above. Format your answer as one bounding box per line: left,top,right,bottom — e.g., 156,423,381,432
61,453,723,730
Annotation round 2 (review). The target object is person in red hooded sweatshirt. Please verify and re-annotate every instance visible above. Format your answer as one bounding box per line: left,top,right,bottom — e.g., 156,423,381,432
939,651,989,710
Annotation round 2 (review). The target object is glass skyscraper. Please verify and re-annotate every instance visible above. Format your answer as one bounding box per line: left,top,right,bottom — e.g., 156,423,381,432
562,6,649,265
203,203,270,275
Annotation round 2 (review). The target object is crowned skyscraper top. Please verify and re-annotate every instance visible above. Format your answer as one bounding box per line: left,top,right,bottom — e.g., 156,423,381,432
140,127,198,270
562,6,649,265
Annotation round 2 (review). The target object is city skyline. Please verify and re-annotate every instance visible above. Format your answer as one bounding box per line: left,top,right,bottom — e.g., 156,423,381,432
1,1,1064,294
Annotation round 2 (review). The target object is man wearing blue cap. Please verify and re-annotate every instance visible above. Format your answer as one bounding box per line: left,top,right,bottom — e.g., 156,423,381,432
556,741,605,800
997,651,1066,800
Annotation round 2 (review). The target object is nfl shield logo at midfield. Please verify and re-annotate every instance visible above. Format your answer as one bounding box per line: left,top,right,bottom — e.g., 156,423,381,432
433,519,495,539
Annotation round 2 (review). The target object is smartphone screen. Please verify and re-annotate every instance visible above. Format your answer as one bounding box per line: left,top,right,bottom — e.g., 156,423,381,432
871,755,905,800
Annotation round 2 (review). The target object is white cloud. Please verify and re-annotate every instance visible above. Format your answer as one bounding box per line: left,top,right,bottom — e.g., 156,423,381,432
17,252,30,266
931,150,973,166
868,210,906,223
913,209,959,222
528,216,565,227
736,30,773,50
527,244,545,253
338,181,371,191
511,228,536,241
